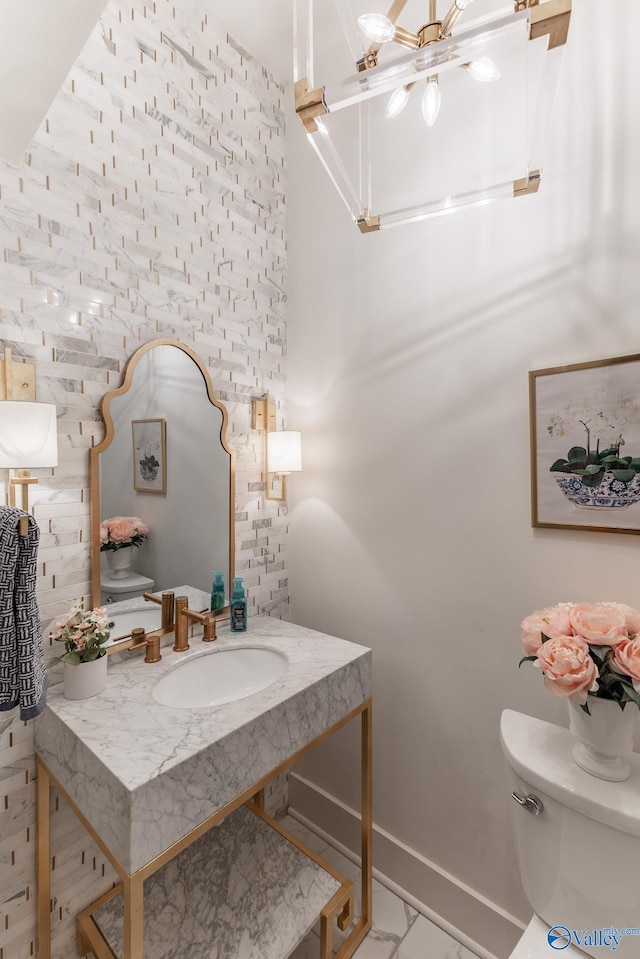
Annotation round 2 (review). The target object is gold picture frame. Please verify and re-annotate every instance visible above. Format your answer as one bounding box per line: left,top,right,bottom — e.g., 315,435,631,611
132,418,167,494
530,352,640,535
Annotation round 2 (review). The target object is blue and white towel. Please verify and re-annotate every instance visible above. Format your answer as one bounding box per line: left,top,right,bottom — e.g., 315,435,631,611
0,506,48,720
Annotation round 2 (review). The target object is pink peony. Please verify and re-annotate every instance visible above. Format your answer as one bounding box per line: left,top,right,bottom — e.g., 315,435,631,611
107,519,134,542
521,604,574,656
612,639,640,693
100,515,149,545
602,603,640,637
569,602,629,647
132,517,150,536
535,634,599,704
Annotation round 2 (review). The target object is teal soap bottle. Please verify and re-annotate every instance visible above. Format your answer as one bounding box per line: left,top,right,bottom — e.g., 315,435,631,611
230,577,247,632
210,572,225,611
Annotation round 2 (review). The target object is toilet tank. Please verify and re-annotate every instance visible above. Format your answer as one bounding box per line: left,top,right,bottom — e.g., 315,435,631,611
501,710,640,959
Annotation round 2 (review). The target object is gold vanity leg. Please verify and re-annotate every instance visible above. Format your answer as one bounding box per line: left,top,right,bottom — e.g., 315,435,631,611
36,759,52,959
331,699,373,959
123,874,145,958
361,700,373,932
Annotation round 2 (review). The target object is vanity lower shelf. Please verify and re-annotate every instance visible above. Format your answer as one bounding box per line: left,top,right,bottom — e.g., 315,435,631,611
77,802,354,959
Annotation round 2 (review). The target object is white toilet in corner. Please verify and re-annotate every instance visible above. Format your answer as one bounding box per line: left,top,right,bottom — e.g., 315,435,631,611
501,709,640,959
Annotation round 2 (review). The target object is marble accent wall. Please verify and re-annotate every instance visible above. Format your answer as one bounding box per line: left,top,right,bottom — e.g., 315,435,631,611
0,1,287,955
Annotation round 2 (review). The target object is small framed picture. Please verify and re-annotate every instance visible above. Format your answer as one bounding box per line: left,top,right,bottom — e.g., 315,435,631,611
132,419,167,494
530,353,640,534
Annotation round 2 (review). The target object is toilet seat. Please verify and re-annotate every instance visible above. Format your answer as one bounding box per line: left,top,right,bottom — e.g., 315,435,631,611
509,916,588,958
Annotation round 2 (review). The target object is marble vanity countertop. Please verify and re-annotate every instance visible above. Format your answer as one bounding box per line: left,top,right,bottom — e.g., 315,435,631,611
35,615,371,874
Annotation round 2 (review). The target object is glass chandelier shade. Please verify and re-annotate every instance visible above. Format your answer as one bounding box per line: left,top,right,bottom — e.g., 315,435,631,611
293,0,571,231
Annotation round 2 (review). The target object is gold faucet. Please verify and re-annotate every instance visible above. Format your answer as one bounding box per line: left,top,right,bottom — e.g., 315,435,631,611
127,627,162,663
106,590,176,660
143,590,175,630
174,596,224,650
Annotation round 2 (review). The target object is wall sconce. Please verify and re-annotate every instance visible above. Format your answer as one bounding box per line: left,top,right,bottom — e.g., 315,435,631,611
0,349,58,526
252,393,302,502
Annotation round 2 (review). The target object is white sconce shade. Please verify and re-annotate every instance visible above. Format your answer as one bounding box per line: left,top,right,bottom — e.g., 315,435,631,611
0,402,59,467
267,431,302,475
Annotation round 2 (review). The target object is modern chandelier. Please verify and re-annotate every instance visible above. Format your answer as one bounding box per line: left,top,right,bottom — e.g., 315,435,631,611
294,0,572,232
357,0,501,127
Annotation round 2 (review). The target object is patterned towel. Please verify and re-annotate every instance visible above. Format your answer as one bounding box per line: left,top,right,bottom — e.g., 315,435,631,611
0,506,48,720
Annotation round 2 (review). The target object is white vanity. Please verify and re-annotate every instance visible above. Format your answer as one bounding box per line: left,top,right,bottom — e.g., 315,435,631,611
35,615,372,958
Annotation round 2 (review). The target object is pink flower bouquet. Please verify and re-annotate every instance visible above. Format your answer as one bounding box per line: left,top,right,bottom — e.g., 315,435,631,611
99,516,149,552
520,602,640,713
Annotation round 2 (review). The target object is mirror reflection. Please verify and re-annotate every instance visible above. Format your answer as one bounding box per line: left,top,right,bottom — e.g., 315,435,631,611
90,340,234,609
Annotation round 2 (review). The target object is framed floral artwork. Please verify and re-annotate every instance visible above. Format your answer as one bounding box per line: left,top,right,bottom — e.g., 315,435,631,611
132,418,167,494
530,353,640,534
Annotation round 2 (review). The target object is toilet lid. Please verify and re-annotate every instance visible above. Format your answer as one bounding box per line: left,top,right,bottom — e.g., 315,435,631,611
100,571,155,593
510,916,588,958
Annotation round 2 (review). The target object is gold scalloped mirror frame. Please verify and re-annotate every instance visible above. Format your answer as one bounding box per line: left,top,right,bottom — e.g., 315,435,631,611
89,338,235,607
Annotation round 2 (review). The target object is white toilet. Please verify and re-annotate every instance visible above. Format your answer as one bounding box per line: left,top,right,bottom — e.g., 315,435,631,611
100,571,155,606
501,709,640,959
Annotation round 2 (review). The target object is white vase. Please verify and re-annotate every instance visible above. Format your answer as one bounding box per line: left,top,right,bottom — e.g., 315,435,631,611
105,547,133,580
567,698,636,782
63,655,108,701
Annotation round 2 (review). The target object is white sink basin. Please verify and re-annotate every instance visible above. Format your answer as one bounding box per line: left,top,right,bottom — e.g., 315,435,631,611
107,606,162,643
152,646,288,708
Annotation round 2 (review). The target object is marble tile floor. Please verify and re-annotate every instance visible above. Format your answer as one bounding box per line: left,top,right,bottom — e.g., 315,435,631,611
284,815,481,959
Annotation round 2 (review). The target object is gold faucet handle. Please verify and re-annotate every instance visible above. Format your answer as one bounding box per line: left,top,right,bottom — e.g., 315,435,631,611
182,607,218,643
128,627,162,663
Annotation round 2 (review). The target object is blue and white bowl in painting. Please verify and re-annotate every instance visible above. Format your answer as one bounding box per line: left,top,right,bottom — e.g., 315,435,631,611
554,472,640,510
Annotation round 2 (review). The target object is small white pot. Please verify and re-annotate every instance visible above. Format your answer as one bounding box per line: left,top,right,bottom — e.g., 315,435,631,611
105,547,134,579
567,697,636,781
63,655,108,701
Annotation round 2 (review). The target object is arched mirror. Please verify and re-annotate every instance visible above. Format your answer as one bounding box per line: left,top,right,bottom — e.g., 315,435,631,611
90,339,234,608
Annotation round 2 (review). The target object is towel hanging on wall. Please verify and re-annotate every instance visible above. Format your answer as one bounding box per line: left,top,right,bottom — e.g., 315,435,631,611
0,505,47,720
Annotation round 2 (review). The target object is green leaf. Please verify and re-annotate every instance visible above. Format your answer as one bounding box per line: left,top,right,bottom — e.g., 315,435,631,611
580,702,591,715
63,651,82,666
589,645,611,666
518,655,538,668
617,680,640,709
584,464,604,474
567,446,587,462
540,631,552,644
611,469,635,483
550,459,571,473
580,470,605,488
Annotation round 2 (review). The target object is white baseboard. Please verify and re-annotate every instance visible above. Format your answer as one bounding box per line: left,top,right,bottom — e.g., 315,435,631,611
288,773,525,959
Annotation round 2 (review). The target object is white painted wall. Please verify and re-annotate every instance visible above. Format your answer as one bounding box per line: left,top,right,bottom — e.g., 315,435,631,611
0,0,109,162
286,0,640,946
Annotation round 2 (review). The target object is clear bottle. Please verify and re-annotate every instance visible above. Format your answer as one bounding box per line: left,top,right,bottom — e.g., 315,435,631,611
230,577,247,632
210,571,225,611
